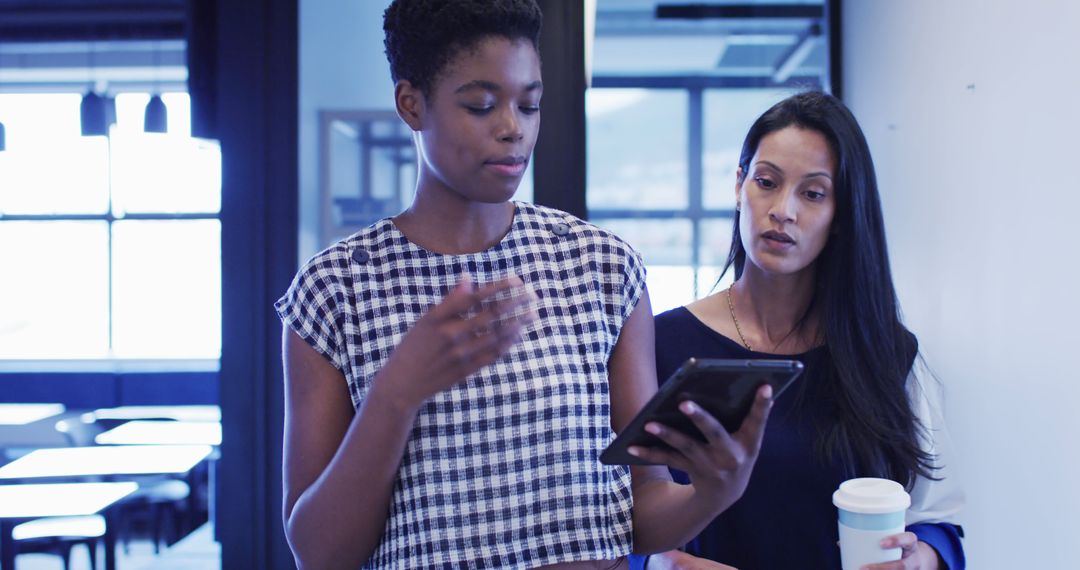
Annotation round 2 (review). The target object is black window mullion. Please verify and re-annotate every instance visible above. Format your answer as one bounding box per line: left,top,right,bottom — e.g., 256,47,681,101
107,218,115,354
688,87,704,299
107,133,115,354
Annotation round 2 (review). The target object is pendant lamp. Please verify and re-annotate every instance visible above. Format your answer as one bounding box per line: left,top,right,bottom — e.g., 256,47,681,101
80,90,109,136
144,94,168,133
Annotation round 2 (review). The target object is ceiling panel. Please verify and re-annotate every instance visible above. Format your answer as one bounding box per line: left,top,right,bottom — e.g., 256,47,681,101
593,0,828,81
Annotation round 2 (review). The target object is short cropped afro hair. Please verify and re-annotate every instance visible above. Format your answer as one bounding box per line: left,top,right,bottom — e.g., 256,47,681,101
383,0,543,97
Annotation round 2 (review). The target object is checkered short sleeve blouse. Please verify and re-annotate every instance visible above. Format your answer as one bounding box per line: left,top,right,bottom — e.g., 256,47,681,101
275,202,646,569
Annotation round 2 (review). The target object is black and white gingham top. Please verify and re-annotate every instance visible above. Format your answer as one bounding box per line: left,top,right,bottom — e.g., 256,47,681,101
276,202,645,569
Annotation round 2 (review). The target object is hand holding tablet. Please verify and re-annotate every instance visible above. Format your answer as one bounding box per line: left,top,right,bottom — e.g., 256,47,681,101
601,358,804,466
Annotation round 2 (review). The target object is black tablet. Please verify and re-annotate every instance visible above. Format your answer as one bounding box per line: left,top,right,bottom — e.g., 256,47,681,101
600,358,804,465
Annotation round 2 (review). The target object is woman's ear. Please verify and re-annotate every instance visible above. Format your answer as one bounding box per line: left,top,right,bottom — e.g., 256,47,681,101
395,80,424,131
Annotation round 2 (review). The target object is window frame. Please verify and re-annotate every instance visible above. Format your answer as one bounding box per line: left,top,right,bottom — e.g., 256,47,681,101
587,75,825,303
0,93,221,370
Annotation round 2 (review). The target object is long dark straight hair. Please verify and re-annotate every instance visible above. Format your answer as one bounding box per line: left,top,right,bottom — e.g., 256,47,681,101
722,91,934,487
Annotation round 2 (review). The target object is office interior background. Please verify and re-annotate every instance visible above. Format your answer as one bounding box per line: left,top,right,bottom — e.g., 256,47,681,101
1,0,1077,568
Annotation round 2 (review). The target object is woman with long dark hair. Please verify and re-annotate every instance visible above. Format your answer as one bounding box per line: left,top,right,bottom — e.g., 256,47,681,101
641,91,964,569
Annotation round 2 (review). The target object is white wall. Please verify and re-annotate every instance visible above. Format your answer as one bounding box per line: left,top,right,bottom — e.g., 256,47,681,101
299,1,394,259
844,2,1080,567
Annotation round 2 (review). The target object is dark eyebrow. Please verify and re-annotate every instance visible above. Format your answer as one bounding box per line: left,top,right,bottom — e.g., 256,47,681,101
454,80,543,94
755,160,833,181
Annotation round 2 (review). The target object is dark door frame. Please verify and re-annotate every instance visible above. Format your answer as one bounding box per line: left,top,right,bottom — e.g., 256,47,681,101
209,0,297,568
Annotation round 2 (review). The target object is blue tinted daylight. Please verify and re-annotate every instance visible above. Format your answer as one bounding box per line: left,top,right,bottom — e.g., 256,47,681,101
0,82,221,361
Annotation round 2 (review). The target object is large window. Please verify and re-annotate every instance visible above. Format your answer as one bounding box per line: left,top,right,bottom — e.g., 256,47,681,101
0,92,222,362
587,0,832,313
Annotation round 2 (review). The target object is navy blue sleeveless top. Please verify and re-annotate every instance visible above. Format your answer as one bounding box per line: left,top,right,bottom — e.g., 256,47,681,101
652,306,963,569
655,306,846,568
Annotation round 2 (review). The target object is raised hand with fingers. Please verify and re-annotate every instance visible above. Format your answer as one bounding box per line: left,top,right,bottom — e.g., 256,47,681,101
627,384,774,513
861,533,943,570
376,275,538,408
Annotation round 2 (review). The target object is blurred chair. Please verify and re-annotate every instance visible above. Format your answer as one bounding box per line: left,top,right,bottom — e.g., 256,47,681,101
13,514,105,570
54,416,106,448
115,477,191,553
6,418,112,567
54,415,193,553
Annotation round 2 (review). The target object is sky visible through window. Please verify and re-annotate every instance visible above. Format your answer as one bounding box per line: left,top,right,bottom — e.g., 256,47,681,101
586,87,792,313
0,92,222,361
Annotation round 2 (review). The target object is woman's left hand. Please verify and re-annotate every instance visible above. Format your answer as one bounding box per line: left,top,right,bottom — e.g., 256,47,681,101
861,533,942,570
627,384,773,513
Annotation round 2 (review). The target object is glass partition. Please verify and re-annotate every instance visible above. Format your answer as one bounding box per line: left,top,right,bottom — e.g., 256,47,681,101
587,0,833,312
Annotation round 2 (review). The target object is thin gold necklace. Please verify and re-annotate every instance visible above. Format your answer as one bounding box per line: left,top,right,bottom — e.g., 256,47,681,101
726,284,753,351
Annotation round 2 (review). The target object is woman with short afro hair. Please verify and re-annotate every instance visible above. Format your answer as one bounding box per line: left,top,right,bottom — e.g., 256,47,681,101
277,1,771,568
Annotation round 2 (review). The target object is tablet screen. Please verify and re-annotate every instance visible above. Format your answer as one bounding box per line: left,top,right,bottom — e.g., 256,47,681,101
600,358,803,465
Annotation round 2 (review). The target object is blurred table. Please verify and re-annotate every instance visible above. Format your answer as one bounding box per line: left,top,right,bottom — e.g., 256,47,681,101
0,445,217,546
95,421,222,446
0,481,138,570
90,425,222,529
88,405,220,423
0,444,213,480
0,404,65,425
0,407,70,455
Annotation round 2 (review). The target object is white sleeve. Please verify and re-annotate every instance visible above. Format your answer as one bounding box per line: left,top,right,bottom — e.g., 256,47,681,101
905,355,965,526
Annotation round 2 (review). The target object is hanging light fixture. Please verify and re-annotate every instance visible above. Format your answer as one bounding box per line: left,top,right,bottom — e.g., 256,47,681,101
143,41,167,133
80,89,109,136
144,94,168,133
80,43,109,137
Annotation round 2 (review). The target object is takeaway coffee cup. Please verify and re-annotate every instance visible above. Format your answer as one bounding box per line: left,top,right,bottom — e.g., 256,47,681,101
832,477,911,570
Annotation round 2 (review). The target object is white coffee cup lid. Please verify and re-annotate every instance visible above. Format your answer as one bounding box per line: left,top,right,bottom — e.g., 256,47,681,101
832,477,911,514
